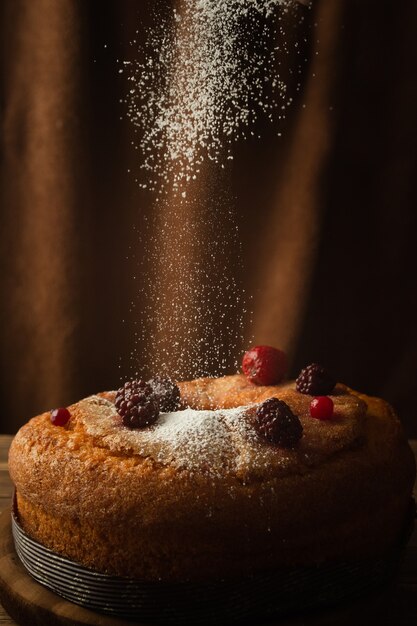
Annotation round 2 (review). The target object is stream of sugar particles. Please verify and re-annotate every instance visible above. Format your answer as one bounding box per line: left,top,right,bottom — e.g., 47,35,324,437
123,0,305,193
121,0,307,380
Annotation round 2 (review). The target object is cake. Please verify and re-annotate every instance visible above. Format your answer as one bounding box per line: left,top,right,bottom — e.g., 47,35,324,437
8,352,415,589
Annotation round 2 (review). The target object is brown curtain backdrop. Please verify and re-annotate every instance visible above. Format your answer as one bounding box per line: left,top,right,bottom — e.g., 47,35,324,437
1,0,417,435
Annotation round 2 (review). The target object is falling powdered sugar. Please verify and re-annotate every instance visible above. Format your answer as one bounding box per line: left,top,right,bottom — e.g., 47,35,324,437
119,0,309,381
122,0,309,192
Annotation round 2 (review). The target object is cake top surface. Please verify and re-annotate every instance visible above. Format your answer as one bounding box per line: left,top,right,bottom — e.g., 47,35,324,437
66,376,366,480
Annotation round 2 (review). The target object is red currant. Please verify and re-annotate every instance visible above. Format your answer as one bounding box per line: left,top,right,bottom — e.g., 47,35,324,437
50,407,71,426
310,396,334,420
242,345,287,386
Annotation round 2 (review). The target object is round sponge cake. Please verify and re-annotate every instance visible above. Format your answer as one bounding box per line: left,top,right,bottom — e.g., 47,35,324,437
8,375,415,582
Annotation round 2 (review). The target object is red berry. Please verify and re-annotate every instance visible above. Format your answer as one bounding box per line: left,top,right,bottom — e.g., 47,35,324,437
50,407,71,426
310,396,334,420
242,345,287,386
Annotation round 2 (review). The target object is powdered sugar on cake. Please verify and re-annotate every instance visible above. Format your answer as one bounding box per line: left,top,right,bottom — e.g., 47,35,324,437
77,396,247,474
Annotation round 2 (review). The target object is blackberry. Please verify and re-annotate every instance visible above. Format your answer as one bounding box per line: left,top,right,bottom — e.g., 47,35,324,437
254,398,303,448
115,380,159,429
147,376,181,412
296,363,336,396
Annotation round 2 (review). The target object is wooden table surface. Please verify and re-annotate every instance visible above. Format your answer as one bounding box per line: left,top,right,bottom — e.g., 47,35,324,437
1,435,416,625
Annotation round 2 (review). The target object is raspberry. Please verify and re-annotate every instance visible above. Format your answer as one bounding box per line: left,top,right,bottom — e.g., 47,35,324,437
147,376,181,412
254,397,303,447
50,407,71,426
296,363,335,396
242,345,287,386
115,380,159,429
310,396,334,420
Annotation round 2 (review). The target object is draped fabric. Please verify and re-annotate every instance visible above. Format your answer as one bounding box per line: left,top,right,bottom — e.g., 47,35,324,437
1,0,417,435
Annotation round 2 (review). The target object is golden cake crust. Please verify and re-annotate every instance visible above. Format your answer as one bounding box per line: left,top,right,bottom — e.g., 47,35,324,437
9,375,416,581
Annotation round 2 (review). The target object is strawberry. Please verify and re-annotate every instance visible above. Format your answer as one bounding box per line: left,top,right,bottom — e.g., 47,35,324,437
242,345,287,386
